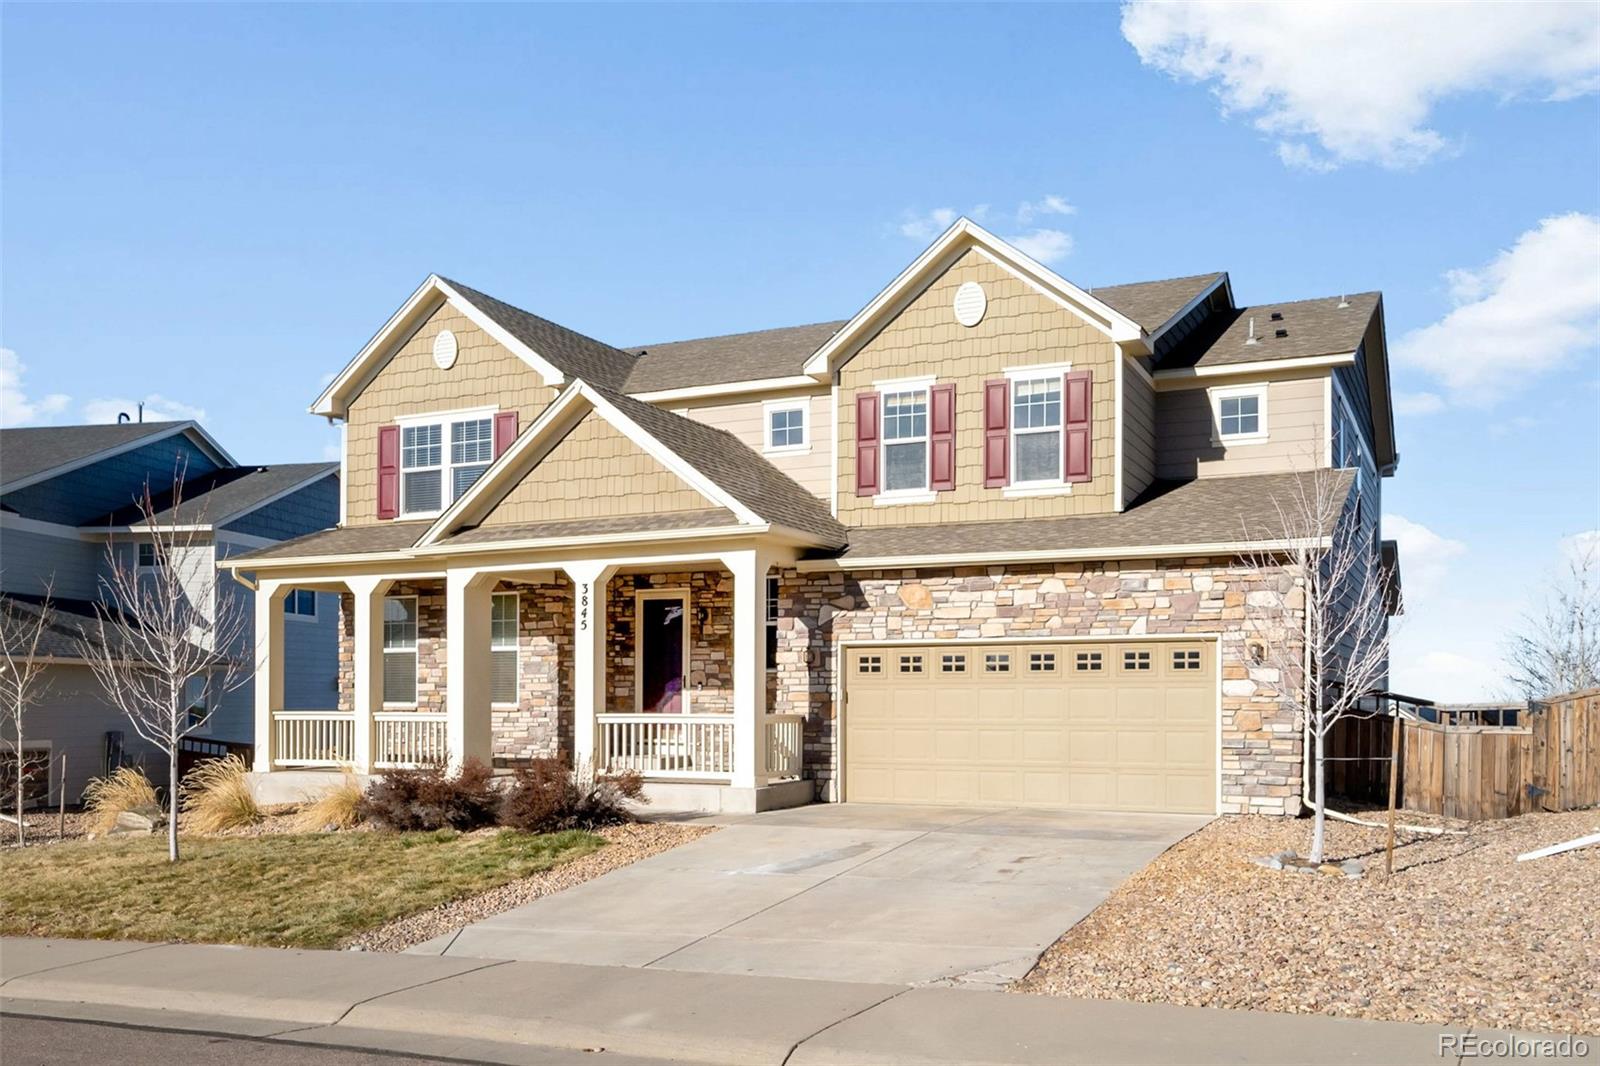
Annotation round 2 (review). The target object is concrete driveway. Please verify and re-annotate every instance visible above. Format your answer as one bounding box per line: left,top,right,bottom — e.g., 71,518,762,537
424,804,1209,987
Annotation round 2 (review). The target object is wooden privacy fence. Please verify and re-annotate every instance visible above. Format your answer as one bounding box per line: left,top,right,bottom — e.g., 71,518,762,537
1325,688,1598,821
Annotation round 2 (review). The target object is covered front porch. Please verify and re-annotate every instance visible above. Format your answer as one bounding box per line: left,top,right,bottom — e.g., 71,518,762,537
250,543,811,812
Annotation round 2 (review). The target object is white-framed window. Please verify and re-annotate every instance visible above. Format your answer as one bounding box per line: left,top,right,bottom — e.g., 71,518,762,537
137,542,161,570
491,592,518,706
398,408,496,517
765,575,779,670
285,589,317,620
1331,381,1374,499
1011,375,1064,485
382,595,419,706
881,387,930,494
183,675,211,734
764,400,808,453
1211,384,1268,444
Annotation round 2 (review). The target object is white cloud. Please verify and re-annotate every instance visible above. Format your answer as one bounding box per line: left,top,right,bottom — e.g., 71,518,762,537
1016,195,1076,224
1394,213,1600,406
1004,229,1075,265
1393,391,1444,417
1121,1,1600,169
82,394,208,425
899,207,959,242
1383,514,1467,601
0,348,71,428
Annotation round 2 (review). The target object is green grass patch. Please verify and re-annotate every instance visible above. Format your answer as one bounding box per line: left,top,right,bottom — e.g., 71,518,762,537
0,829,604,949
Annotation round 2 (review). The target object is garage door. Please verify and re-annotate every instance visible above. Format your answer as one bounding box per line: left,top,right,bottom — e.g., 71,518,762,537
843,641,1216,813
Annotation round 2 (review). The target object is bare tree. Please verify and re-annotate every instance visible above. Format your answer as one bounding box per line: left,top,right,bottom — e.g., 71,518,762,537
1240,468,1394,864
1505,538,1600,700
0,578,57,845
78,472,251,862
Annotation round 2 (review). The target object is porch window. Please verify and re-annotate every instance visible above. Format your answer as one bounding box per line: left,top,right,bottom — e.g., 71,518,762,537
184,676,210,732
137,542,161,570
765,576,779,670
382,596,418,705
1011,376,1063,484
286,589,317,620
882,389,929,493
399,412,496,517
491,592,518,705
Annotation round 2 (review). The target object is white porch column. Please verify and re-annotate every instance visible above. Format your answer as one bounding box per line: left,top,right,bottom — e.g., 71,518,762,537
560,561,616,773
446,569,496,772
252,580,288,772
724,549,774,790
347,576,393,774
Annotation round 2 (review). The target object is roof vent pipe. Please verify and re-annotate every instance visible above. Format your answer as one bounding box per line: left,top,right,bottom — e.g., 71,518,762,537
1244,317,1259,345
1337,294,1350,309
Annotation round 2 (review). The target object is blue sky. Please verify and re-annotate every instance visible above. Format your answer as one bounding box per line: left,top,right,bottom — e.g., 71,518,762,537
3,3,1598,699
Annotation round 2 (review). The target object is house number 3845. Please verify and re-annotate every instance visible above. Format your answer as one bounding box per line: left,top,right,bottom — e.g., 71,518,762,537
579,583,590,631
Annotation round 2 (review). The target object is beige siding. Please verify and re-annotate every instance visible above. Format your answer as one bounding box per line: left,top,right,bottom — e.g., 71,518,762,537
837,249,1119,527
675,389,831,502
1155,374,1328,480
481,409,714,525
346,300,558,525
1122,361,1156,504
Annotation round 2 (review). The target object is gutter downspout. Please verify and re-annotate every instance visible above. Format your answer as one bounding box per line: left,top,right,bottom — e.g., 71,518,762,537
227,566,258,594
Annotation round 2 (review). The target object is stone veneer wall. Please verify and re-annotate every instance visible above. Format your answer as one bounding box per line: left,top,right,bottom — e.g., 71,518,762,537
334,581,446,714
606,570,734,714
772,558,1306,814
492,579,574,765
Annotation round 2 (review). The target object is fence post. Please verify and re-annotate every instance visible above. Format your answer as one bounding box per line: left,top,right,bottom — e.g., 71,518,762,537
1386,705,1400,876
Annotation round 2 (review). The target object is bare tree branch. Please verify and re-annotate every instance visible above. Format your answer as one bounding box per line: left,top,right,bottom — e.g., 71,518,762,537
1505,539,1600,700
0,577,57,845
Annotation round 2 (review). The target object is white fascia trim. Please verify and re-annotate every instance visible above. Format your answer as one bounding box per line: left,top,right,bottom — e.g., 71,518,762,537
969,246,1141,346
1003,361,1073,381
1114,349,1126,512
413,523,761,558
1122,349,1155,387
1152,352,1355,384
796,537,1331,572
802,218,1145,377
0,421,235,495
339,422,349,526
394,403,498,427
311,275,567,418
0,512,91,539
871,374,936,393
1144,274,1229,347
629,376,821,403
213,530,277,550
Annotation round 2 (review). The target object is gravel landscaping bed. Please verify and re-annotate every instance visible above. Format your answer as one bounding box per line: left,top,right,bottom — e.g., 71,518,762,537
341,821,715,953
1015,809,1600,1035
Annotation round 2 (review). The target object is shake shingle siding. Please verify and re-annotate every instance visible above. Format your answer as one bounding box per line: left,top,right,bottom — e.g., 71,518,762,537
3,436,222,525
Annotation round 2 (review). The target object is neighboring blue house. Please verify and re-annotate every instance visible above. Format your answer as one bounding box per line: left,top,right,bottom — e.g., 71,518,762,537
0,420,339,803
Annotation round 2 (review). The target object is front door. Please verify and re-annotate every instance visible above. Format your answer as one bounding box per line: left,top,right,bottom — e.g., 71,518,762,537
639,594,686,713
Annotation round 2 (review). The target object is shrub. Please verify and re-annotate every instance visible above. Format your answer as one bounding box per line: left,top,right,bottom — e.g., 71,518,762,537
497,758,644,833
181,755,262,834
83,767,160,836
357,757,498,831
292,771,364,832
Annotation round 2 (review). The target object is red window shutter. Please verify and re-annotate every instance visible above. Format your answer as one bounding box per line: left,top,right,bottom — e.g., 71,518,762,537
1064,370,1092,483
929,383,956,492
376,425,400,520
493,410,519,458
855,391,880,496
983,379,1010,488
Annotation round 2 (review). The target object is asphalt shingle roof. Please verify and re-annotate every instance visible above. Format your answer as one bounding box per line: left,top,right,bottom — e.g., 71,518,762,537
1156,293,1381,371
0,593,152,662
232,521,432,562
84,463,338,528
1090,273,1225,333
622,320,847,393
443,277,639,391
444,508,740,546
0,422,191,489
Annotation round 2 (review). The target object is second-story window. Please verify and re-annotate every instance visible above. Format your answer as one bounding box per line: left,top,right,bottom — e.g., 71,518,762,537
400,413,495,517
1012,377,1063,484
882,388,929,493
1212,384,1268,444
765,403,807,452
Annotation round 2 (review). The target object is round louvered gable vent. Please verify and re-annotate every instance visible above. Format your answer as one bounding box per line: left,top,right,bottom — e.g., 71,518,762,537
432,329,459,370
953,281,986,327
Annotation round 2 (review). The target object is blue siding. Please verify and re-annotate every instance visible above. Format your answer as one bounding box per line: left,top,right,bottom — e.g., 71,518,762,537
0,527,103,599
2,435,222,525
221,475,339,540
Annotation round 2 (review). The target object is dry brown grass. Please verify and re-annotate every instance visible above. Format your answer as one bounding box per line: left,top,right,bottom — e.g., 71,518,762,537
82,768,159,836
292,773,364,832
181,756,261,835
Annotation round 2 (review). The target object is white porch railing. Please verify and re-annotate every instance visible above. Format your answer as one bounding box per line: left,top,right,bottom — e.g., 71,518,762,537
271,711,354,767
374,712,449,769
764,713,805,780
598,713,734,780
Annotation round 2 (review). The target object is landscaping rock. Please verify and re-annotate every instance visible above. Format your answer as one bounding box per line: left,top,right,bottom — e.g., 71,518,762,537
110,807,167,835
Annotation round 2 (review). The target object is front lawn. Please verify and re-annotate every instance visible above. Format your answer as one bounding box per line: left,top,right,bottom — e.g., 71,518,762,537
0,828,603,949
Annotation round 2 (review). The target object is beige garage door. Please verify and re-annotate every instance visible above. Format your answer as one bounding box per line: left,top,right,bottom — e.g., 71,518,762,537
844,641,1216,814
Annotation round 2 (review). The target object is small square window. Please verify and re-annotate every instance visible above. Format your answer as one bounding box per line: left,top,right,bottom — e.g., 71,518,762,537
1172,649,1202,671
1075,651,1103,672
859,654,882,674
1215,387,1267,441
767,405,807,450
940,653,967,674
1123,650,1152,671
137,543,160,569
898,654,924,674
1029,651,1057,673
984,653,1011,673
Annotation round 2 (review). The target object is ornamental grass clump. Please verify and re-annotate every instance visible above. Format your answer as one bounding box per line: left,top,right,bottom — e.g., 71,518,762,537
357,757,498,831
181,755,262,835
292,771,365,832
83,766,160,836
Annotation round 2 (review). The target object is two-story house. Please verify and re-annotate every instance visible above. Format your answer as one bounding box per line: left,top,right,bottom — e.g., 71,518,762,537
0,419,340,803
232,219,1398,817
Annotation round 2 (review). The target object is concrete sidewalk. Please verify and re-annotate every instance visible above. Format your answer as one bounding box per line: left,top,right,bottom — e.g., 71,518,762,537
1,938,1588,1065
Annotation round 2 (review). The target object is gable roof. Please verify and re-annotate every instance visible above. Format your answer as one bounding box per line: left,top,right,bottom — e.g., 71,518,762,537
83,462,338,529
1156,292,1381,372
623,321,847,395
439,278,636,391
1,593,164,663
0,421,235,494
1091,273,1227,334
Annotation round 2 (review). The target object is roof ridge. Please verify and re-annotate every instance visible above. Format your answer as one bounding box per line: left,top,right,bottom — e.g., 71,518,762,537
1090,270,1226,291
627,318,849,352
